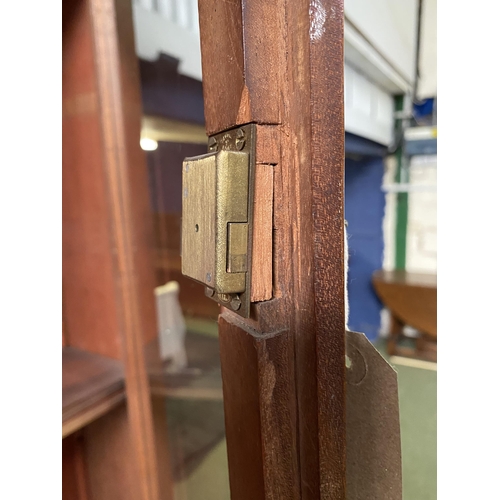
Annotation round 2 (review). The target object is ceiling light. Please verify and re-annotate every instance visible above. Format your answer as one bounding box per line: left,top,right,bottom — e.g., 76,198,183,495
140,137,158,151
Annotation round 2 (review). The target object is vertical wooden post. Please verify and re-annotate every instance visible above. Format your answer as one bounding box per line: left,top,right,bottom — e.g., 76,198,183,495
87,0,161,498
198,0,346,498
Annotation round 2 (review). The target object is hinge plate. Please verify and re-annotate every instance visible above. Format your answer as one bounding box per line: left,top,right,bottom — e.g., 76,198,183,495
181,123,256,318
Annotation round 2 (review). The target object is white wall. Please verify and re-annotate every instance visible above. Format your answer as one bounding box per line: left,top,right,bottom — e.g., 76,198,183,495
133,0,202,80
345,64,394,145
406,156,437,273
344,20,412,95
382,155,398,272
382,154,437,274
417,0,437,99
344,0,419,86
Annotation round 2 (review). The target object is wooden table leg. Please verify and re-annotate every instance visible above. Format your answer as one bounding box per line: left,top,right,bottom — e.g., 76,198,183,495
388,313,404,356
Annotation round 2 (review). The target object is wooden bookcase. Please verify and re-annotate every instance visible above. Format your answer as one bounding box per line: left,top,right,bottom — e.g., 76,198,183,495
62,0,172,498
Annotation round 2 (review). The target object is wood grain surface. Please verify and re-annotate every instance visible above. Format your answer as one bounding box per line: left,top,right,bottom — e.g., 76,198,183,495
198,0,280,135
199,0,346,498
309,1,347,495
251,164,274,302
63,433,90,500
63,0,122,359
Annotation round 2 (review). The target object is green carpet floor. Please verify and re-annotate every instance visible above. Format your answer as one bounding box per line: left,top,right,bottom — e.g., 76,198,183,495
167,333,437,500
376,341,437,500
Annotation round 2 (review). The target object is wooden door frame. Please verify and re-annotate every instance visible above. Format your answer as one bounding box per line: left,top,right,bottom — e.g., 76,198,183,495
197,1,346,498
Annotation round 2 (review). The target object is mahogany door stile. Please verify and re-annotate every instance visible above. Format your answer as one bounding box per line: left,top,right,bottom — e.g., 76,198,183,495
198,0,346,498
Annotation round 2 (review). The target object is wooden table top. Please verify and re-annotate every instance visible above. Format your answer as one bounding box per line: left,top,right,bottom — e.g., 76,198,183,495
372,269,437,338
372,269,437,289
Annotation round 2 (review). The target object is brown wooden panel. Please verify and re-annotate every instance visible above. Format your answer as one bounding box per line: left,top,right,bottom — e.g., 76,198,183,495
254,331,302,498
218,317,302,499
151,398,175,500
218,315,305,498
109,0,159,348
63,0,158,353
238,0,282,126
255,125,280,165
63,433,90,500
63,298,69,347
219,320,265,500
63,0,121,359
62,348,124,412
198,0,245,135
282,0,322,493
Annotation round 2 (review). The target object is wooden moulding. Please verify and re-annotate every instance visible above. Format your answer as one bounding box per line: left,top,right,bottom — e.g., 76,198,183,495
250,124,279,303
251,164,274,302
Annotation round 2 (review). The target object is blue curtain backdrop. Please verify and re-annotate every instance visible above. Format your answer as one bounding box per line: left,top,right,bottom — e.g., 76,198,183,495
344,134,386,341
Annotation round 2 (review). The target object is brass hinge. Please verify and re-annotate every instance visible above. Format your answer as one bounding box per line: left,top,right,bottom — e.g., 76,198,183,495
181,124,256,318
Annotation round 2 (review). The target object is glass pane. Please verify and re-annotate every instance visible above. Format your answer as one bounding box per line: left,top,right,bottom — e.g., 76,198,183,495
143,138,230,500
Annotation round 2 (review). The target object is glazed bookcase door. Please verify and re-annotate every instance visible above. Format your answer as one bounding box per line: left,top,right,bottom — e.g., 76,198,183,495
63,0,347,499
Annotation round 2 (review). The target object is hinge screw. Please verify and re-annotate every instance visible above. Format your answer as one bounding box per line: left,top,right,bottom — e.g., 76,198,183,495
208,137,218,151
235,129,245,150
230,295,242,311
218,293,231,303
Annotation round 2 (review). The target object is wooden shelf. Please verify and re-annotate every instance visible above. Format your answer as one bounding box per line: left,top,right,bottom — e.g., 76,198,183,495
62,347,125,438
63,333,222,439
